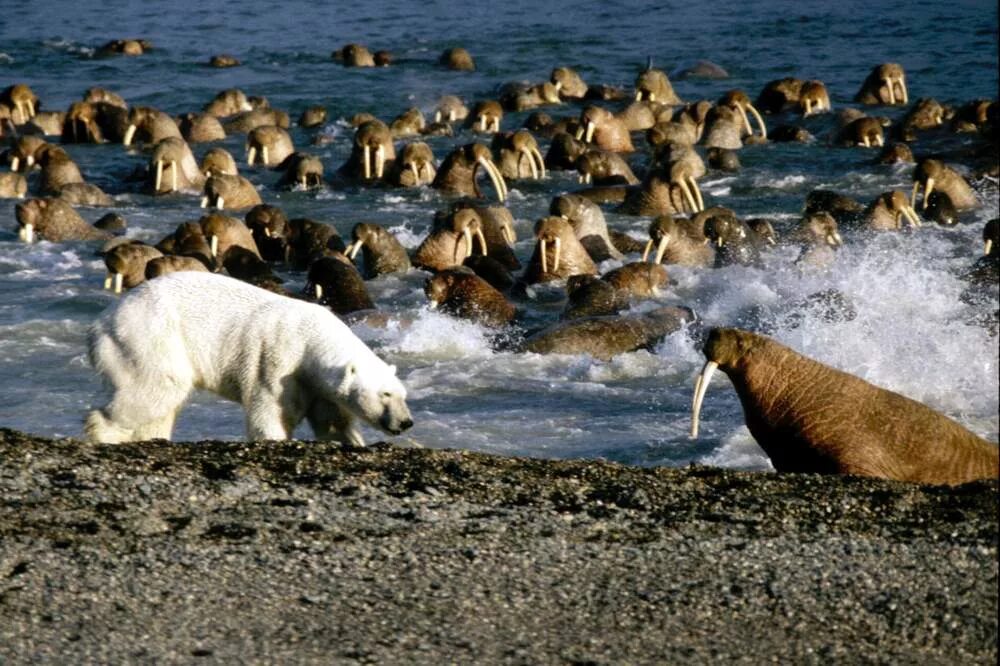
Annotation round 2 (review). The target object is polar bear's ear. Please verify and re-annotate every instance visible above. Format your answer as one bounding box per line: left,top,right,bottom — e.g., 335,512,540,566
338,362,357,394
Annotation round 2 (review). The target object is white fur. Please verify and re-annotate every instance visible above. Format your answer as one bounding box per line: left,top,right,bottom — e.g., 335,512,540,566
85,272,411,444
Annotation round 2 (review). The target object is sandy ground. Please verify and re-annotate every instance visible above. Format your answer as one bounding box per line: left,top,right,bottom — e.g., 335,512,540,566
0,428,996,664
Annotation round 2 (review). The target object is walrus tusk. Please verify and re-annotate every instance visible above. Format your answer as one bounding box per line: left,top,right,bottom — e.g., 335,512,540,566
363,145,371,180
803,98,812,116
314,284,323,300
19,223,34,244
113,272,124,294
171,160,178,191
635,91,643,102
409,162,420,184
427,298,438,310
678,178,698,214
648,92,656,102
539,238,548,273
27,99,35,117
216,196,224,210
902,205,921,228
653,236,670,264
10,156,19,172
520,148,538,179
479,115,486,132
552,236,562,272
574,126,584,141
584,120,595,144
155,160,164,191
458,228,473,261
209,235,219,257
103,273,113,290
875,133,884,147
826,231,844,247
910,181,921,209
579,172,591,185
490,117,500,133
747,103,767,139
262,145,269,167
921,176,935,210
642,239,654,262
531,146,546,178
899,76,908,105
449,109,456,122
501,224,515,246
434,110,442,123
346,241,363,260
477,156,506,202
123,124,136,147
375,145,385,179
883,77,896,105
689,175,704,212
553,81,562,92
247,146,257,166
985,239,993,256
736,104,752,135
476,229,488,256
690,360,718,438
200,196,209,208
301,175,308,188
862,135,871,148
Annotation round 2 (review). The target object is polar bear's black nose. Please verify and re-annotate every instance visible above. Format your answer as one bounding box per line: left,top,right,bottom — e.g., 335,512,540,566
400,418,414,431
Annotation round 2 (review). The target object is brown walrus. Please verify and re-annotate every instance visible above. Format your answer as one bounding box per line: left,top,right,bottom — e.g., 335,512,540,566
144,254,211,280
602,262,669,298
521,216,599,284
911,159,979,211
0,172,28,199
201,174,263,211
15,198,111,243
102,241,163,293
344,223,412,278
690,328,999,485
424,267,516,328
413,208,488,273
305,254,375,315
431,143,507,202
522,306,694,360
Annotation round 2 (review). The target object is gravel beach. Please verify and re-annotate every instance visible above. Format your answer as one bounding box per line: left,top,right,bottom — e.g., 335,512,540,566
0,428,996,664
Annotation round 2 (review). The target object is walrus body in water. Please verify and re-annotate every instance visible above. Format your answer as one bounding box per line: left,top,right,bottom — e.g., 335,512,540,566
691,328,999,485
522,306,694,360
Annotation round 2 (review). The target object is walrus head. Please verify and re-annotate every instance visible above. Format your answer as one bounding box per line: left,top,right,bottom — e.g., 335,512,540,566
690,328,763,438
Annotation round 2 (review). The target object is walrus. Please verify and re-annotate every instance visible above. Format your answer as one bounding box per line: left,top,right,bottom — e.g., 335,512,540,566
413,208,489,273
123,107,182,147
298,106,327,128
643,215,714,267
223,108,289,134
201,148,239,178
522,306,694,360
201,174,262,211
276,152,325,190
34,144,84,195
464,100,503,134
576,105,634,153
199,213,260,265
56,183,113,207
433,95,469,124
550,193,623,262
1,83,39,125
911,158,979,211
431,143,507,202
690,328,998,485
5,135,46,173
0,172,27,199
15,198,111,243
718,90,768,140
244,204,292,262
305,254,375,315
544,132,588,171
856,191,921,231
550,67,588,100
177,113,226,143
444,202,520,270
854,63,908,106
790,211,843,269
389,108,425,138
439,47,475,71
147,137,204,194
221,246,286,294
633,68,682,105
704,214,763,269
204,89,253,118
96,39,151,57
102,241,163,293
387,142,436,187
287,218,345,269
574,149,639,187
336,119,396,183
209,54,240,68
344,223,412,279
561,274,631,320
521,216,599,284
333,43,376,67
601,262,669,298
424,267,516,328
491,130,546,181
155,221,214,267
144,254,211,280
246,125,294,167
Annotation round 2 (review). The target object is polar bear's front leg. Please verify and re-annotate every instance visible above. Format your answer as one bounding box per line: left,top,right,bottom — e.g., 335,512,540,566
244,394,295,441
307,400,365,447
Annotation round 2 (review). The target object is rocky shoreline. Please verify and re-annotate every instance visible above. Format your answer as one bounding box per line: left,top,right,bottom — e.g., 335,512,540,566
0,428,996,663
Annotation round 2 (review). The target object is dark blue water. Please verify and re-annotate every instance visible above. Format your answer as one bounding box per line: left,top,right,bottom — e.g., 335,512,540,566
0,0,996,466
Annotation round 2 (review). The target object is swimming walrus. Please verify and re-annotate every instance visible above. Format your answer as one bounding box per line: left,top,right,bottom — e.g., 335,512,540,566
424,267,516,328
521,306,694,360
690,328,999,485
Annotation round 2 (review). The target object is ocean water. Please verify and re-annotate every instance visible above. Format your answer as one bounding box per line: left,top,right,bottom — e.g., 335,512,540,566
0,0,996,468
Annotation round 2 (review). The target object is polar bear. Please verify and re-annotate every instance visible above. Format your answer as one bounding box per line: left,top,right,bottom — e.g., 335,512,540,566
85,271,412,444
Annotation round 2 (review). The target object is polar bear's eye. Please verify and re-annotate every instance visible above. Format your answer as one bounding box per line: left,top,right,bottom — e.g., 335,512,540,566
380,391,392,399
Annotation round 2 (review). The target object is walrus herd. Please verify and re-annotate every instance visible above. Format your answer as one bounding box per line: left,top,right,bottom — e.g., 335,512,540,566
1,42,997,485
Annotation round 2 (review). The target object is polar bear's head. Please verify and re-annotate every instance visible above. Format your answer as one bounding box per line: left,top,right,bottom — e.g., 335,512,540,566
338,360,413,435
